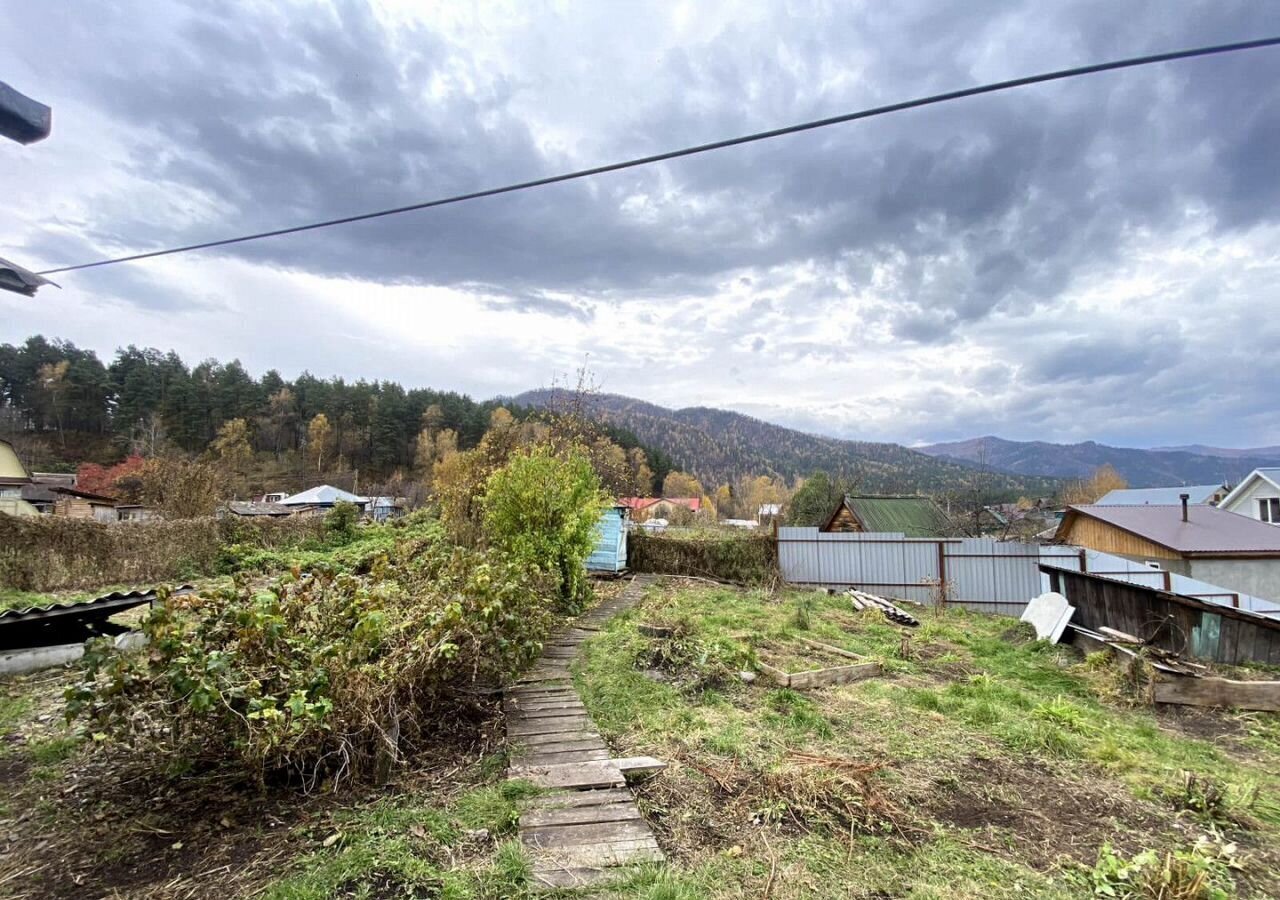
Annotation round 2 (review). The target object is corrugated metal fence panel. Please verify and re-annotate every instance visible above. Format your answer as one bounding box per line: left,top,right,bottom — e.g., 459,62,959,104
946,539,1038,612
776,528,942,603
777,530,1280,618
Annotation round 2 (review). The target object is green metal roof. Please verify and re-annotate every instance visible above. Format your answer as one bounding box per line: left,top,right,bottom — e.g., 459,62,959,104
844,495,954,537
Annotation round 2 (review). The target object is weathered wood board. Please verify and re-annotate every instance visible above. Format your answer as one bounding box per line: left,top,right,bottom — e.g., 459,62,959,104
757,640,883,689
1154,675,1280,712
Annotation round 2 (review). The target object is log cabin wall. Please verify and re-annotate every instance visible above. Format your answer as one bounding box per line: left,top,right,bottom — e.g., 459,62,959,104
1058,515,1179,560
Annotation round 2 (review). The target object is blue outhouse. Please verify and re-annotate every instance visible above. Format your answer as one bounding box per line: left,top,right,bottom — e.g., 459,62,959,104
587,505,629,573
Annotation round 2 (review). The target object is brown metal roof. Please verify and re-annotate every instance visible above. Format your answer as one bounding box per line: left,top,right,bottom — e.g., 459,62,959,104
1061,504,1280,556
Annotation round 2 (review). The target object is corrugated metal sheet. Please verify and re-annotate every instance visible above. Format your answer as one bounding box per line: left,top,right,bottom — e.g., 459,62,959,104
1096,485,1223,506
777,528,1280,619
0,584,194,626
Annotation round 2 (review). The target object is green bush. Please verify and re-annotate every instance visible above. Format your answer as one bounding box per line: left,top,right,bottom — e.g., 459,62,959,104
1073,839,1241,899
324,501,361,544
66,524,556,786
482,444,604,613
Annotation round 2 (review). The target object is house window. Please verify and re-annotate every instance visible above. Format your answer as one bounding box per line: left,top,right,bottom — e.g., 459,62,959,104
1260,498,1280,523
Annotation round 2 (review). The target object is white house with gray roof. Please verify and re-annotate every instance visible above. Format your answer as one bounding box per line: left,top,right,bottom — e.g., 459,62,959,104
1219,468,1280,525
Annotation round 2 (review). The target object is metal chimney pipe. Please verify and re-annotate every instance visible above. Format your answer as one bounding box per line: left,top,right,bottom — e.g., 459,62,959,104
1180,493,1190,522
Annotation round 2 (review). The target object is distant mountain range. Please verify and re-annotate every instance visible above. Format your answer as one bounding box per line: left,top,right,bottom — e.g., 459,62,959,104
1153,444,1280,460
513,391,1059,497
918,436,1280,488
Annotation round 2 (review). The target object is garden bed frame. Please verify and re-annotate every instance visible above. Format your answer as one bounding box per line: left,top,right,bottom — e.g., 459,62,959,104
757,637,882,689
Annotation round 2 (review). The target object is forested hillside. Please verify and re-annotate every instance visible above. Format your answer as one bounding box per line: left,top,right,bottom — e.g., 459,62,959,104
919,435,1280,488
514,390,1060,498
0,336,671,490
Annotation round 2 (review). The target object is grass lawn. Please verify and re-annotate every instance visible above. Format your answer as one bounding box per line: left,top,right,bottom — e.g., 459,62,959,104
571,580,1280,899
2,575,1277,898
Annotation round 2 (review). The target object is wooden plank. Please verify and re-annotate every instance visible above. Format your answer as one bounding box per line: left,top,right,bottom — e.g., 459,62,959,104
1153,676,1280,712
504,691,581,706
526,789,635,810
518,761,625,790
1098,626,1142,643
507,694,585,707
522,820,655,848
512,748,611,768
506,692,584,706
508,704,589,719
522,802,643,828
798,637,865,660
611,756,667,777
756,661,790,687
786,661,882,690
1218,616,1241,666
511,729,602,747
508,715,592,736
515,675,572,686
511,738,606,755
529,840,663,868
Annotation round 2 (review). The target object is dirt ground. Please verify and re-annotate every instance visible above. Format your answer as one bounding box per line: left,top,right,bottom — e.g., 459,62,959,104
926,754,1173,868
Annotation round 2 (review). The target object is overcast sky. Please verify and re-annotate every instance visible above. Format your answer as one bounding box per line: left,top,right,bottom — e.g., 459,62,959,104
3,1,1278,449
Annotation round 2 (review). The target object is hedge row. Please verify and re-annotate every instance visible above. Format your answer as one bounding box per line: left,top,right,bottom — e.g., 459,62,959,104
628,531,778,584
0,514,328,591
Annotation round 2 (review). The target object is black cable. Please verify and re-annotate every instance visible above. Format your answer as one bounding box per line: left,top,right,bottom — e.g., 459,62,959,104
35,35,1280,277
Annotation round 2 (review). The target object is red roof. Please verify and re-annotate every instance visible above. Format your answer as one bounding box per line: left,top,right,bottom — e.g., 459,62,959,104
618,496,701,512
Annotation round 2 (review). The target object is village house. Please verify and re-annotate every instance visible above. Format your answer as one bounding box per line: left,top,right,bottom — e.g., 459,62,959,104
757,503,783,525
0,438,38,517
1218,468,1280,525
224,500,295,518
278,484,369,517
1096,483,1228,506
368,496,406,523
821,495,955,538
618,496,702,522
1055,499,1280,601
114,504,159,523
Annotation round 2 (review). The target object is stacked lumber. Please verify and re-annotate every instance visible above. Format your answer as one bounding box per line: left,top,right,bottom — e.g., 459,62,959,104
845,589,920,627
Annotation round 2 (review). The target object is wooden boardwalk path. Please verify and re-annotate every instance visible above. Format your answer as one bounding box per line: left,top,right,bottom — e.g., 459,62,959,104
505,574,663,888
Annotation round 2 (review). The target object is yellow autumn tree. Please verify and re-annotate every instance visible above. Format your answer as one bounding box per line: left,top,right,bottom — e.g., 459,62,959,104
1062,464,1128,504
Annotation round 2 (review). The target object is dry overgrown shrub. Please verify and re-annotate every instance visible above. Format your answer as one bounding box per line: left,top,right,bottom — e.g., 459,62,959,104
629,532,778,584
674,748,906,839
0,513,326,591
66,523,556,788
634,617,752,691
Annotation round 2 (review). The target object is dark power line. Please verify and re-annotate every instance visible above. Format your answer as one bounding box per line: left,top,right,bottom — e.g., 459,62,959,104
36,35,1280,277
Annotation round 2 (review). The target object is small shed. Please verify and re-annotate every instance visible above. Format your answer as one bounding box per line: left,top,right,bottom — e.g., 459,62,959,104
587,505,629,574
50,487,118,522
369,496,406,523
